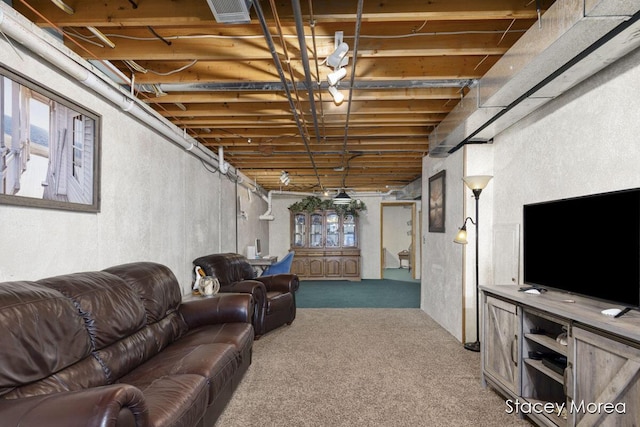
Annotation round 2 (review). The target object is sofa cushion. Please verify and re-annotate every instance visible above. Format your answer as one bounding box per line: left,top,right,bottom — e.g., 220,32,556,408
0,281,92,397
104,262,183,324
96,312,188,382
2,356,108,399
118,342,238,404
37,271,146,350
178,323,254,357
193,253,256,286
122,374,208,427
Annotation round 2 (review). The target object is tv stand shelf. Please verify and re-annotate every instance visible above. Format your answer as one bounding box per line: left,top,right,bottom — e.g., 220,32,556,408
480,284,640,427
524,333,566,356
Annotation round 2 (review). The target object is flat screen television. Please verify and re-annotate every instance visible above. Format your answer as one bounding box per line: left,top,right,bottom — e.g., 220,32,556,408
523,188,640,311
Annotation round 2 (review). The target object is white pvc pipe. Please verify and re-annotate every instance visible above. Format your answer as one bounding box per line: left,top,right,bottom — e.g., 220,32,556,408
258,189,405,221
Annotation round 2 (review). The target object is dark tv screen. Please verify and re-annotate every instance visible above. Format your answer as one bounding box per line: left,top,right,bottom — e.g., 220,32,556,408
523,188,640,307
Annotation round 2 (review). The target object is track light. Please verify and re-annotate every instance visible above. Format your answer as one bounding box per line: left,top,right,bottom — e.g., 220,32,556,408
327,67,347,86
280,171,290,186
328,86,344,105
327,42,349,68
50,0,74,14
87,27,116,49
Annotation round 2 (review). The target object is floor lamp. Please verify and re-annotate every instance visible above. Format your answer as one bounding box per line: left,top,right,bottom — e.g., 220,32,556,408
454,175,493,353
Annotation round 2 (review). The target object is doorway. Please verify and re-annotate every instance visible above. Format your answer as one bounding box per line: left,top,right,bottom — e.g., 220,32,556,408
380,202,420,281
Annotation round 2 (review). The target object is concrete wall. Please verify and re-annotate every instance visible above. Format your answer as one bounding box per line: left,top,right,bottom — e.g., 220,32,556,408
422,46,640,342
422,152,466,342
0,33,268,294
490,46,640,282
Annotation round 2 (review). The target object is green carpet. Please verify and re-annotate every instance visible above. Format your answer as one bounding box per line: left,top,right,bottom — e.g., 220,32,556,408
296,279,420,308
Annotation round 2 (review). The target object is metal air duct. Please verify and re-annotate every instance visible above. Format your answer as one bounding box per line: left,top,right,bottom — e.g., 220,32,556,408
429,0,640,157
206,0,253,24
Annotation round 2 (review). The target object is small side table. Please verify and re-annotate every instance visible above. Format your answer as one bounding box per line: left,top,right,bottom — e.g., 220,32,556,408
247,256,278,276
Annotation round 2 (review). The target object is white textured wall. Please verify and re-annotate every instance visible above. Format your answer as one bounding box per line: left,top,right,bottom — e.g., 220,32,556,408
0,36,267,293
491,47,640,282
422,45,640,343
422,153,465,341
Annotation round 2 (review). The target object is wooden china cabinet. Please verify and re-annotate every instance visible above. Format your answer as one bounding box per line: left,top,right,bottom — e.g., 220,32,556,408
290,210,361,280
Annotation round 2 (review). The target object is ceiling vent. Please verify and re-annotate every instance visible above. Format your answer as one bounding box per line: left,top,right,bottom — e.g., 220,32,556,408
206,0,253,24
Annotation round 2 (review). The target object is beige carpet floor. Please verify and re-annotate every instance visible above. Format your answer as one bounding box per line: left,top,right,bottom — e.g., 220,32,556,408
216,309,532,426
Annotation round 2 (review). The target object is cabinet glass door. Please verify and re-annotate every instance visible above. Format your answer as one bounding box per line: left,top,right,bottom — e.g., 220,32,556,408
326,212,340,248
342,214,356,247
310,213,323,247
293,213,306,247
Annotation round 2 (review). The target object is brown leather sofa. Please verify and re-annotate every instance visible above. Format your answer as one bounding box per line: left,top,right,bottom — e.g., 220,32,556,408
0,261,254,427
193,253,299,338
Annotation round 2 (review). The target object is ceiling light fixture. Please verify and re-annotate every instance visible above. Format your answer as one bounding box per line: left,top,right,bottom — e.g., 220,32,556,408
333,189,351,205
50,0,74,14
327,67,347,86
326,31,349,68
326,31,349,106
328,86,344,105
280,171,290,186
87,27,116,49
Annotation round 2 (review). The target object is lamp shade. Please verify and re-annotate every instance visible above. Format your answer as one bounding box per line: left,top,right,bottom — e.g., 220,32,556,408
327,42,349,68
328,86,344,105
327,67,347,86
453,227,469,245
463,175,493,191
333,190,351,205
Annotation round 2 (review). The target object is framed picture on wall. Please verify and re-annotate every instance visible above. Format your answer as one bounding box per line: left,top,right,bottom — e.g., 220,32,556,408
428,170,445,232
0,65,101,212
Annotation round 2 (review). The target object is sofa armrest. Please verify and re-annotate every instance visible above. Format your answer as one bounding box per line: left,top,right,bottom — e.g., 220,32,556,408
223,279,266,297
255,274,300,294
180,293,253,329
0,384,147,427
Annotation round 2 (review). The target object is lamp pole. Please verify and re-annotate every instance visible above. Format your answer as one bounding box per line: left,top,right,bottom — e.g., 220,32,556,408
456,175,492,353
464,188,482,353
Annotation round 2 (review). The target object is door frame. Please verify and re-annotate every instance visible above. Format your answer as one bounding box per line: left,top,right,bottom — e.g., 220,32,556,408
380,202,417,279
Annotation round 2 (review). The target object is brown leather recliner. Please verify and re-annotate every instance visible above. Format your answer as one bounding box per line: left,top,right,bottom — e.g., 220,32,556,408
193,253,299,338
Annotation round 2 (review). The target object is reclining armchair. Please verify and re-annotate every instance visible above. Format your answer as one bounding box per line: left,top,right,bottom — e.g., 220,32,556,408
193,253,299,338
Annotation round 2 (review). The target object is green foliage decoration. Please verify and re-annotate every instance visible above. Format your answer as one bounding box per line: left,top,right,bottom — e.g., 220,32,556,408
288,196,367,216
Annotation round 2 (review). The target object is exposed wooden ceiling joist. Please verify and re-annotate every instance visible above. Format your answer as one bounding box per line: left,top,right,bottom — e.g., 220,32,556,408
13,0,553,193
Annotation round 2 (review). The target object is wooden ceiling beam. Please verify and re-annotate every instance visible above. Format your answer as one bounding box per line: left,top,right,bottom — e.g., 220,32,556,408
118,55,496,84
194,125,430,139
63,27,512,61
17,0,544,27
156,99,455,116
145,87,462,104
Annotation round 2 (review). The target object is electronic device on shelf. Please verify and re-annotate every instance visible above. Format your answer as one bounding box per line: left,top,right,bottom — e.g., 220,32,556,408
255,238,262,258
541,355,567,376
523,188,640,318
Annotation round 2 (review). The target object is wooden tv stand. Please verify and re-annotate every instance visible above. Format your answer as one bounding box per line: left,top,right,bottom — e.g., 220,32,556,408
480,284,640,426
